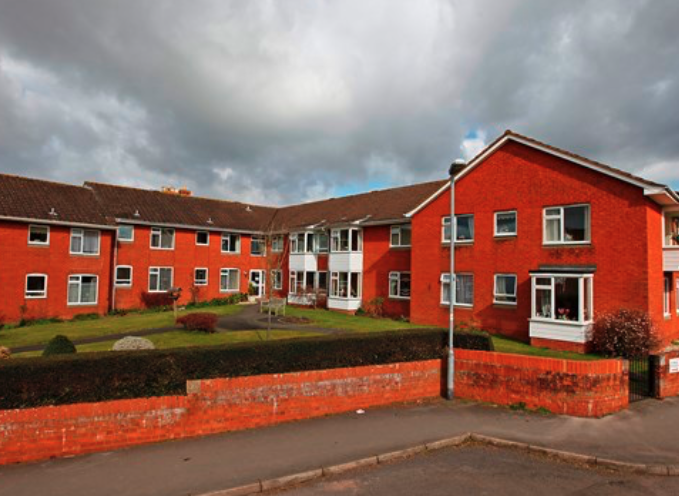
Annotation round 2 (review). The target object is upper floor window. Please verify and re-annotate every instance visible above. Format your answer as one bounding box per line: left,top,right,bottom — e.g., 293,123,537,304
290,232,329,254
221,233,241,253
317,232,329,253
70,228,100,255
272,235,284,253
194,268,208,286
149,267,173,292
68,274,98,305
442,215,474,243
389,272,411,299
28,225,50,245
494,274,517,304
118,225,134,242
331,228,362,253
665,212,679,247
495,211,517,237
115,266,133,287
544,205,590,245
196,231,209,246
25,274,48,298
390,225,412,247
251,236,266,256
150,227,174,250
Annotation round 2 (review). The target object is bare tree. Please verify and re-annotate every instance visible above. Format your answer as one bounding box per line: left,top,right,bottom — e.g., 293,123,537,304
262,229,289,340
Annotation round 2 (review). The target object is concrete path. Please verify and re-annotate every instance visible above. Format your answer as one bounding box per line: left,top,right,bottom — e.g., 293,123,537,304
2,398,679,496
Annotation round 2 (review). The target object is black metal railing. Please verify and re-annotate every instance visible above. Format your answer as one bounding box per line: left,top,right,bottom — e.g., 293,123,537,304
629,356,657,403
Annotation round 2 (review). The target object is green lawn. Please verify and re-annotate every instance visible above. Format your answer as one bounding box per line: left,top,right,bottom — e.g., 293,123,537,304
284,307,433,332
491,335,601,361
0,304,244,349
13,329,325,357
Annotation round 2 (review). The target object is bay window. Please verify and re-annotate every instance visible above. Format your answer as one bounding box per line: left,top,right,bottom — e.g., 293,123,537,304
440,273,474,306
316,232,329,252
68,275,98,305
442,215,474,243
220,268,240,292
665,212,679,247
331,228,362,252
389,272,411,299
70,228,100,255
149,267,173,292
531,274,593,323
221,233,241,253
494,274,517,304
330,271,361,299
544,205,590,245
390,225,412,247
150,227,174,249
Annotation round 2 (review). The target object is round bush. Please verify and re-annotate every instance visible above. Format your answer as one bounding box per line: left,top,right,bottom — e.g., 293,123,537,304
176,312,219,333
0,346,11,360
43,335,77,357
112,336,156,351
591,309,660,358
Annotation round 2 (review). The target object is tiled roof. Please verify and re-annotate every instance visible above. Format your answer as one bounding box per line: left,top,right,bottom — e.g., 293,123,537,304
0,174,111,226
86,182,278,232
272,180,449,230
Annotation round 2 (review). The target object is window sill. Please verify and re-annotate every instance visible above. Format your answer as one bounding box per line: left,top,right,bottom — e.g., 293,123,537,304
543,243,592,248
530,318,592,327
221,251,241,255
441,242,474,247
389,296,411,301
220,290,240,294
493,302,517,309
70,253,101,257
68,303,98,307
150,247,175,251
194,283,208,287
115,284,132,288
389,245,412,250
494,235,517,240
440,304,474,309
28,243,50,248
25,295,47,299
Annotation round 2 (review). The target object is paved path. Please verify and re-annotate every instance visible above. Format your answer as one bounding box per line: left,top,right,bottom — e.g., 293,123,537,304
3,398,679,496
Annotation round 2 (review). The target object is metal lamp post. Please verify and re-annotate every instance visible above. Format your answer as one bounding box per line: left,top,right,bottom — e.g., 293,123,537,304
446,159,465,400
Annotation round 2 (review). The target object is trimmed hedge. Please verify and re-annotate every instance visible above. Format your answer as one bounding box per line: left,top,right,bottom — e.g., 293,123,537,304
0,328,492,409
176,312,218,332
42,335,76,357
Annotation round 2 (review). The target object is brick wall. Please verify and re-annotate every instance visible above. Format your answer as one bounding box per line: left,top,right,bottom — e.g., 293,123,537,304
655,348,679,398
0,352,627,465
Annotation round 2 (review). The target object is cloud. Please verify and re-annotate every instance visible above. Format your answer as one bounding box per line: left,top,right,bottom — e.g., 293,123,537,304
0,0,677,204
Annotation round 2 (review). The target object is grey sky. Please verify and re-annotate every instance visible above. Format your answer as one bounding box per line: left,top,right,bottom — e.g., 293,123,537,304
0,0,677,205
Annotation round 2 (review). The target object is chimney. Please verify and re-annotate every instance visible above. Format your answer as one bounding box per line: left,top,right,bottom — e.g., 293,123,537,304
161,186,192,196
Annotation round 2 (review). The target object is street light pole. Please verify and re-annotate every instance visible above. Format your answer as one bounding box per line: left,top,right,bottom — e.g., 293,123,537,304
446,159,465,401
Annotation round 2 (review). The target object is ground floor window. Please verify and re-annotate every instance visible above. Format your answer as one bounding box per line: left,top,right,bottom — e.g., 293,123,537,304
389,272,411,299
68,275,98,305
25,274,47,298
194,268,208,286
330,271,361,299
290,271,328,295
440,273,474,306
494,274,517,304
115,266,133,287
220,268,240,292
531,274,593,323
149,267,173,292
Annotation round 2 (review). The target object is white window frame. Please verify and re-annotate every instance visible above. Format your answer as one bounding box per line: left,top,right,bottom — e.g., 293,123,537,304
543,204,591,245
316,232,329,253
388,271,411,299
329,271,362,299
196,231,210,246
440,273,474,307
115,265,133,287
676,278,679,316
221,233,241,254
117,225,134,242
390,225,412,248
272,269,283,290
28,224,50,246
272,235,284,253
220,268,240,293
70,228,101,255
494,211,518,237
194,268,209,286
251,236,266,256
665,275,672,317
150,227,175,250
494,274,518,305
25,273,48,299
67,274,99,306
148,267,173,293
442,215,474,244
530,273,594,324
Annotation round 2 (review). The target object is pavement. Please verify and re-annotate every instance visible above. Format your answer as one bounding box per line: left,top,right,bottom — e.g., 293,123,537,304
3,398,679,496
279,445,679,496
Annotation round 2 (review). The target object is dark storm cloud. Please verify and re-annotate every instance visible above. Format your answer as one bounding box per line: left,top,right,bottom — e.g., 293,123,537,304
0,0,677,205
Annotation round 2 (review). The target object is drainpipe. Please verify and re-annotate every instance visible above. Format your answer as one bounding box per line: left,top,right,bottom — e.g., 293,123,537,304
447,159,465,400
111,227,119,313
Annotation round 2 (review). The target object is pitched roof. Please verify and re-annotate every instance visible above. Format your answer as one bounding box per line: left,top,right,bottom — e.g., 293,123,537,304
86,182,278,232
272,180,449,230
0,173,112,227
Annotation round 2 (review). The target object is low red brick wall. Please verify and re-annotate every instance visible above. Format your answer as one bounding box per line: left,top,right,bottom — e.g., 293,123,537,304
655,348,679,399
0,351,628,465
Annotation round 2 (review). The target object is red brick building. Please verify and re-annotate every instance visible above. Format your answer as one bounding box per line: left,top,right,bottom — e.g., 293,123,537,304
1,130,677,351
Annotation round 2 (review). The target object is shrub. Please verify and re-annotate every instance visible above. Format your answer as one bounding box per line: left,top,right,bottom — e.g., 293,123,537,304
112,336,156,351
186,293,247,309
176,312,219,333
42,335,77,357
0,328,493,408
0,346,10,359
361,297,385,318
141,291,173,309
591,309,660,358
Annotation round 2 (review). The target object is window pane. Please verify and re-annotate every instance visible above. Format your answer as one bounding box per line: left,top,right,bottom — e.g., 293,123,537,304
584,278,592,321
390,274,398,296
339,273,348,297
564,206,589,242
80,276,97,303
29,226,49,243
151,230,160,247
666,213,679,246
68,280,79,303
150,272,159,291
26,275,46,296
229,270,239,291
400,273,411,297
545,217,561,242
442,217,451,242
495,275,517,303
71,232,82,253
350,273,360,298
118,225,133,240
83,231,99,253
318,233,329,252
390,227,400,246
535,288,552,318
455,275,473,305
340,230,350,251
351,230,360,251
161,229,174,249
401,226,412,246
441,280,451,304
555,277,579,321
196,231,209,245
456,216,474,241
116,267,131,283
159,269,172,291
496,213,516,235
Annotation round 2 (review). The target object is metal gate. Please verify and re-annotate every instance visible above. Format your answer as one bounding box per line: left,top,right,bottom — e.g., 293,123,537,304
628,356,657,402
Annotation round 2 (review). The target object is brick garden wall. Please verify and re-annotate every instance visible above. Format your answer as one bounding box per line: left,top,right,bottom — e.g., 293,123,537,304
0,352,628,466
655,348,679,398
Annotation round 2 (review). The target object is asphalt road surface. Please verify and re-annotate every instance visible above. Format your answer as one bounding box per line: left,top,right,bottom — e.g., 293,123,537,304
276,445,679,496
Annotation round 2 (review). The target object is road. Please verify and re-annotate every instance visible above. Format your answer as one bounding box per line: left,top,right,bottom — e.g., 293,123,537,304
277,445,679,496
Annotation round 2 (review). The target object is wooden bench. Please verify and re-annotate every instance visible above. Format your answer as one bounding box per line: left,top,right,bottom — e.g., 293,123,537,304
259,297,287,316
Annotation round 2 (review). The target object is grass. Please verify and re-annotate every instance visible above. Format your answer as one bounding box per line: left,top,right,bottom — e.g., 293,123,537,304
491,335,602,361
13,329,325,358
0,305,245,349
284,306,434,332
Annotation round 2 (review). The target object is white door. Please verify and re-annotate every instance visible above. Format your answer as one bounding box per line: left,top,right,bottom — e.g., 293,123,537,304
250,270,265,297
